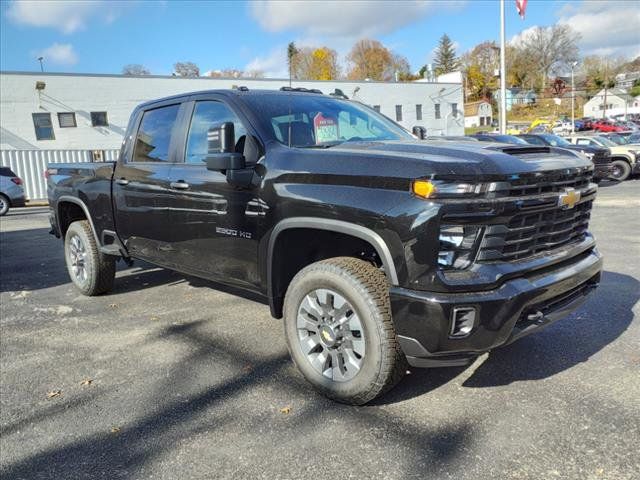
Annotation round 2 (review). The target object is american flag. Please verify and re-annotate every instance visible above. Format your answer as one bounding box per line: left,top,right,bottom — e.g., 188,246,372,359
516,0,528,19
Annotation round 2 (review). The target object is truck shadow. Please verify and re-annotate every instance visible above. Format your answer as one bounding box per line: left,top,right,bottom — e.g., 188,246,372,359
461,270,638,388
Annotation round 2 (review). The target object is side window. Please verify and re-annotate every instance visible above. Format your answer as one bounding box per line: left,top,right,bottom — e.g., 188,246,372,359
132,104,180,162
185,101,247,164
32,113,55,140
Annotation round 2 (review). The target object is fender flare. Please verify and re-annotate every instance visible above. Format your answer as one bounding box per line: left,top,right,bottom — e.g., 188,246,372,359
266,217,399,308
56,196,101,246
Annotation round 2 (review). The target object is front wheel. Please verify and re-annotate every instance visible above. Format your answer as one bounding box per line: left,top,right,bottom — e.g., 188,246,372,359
64,220,115,295
610,160,631,181
283,257,406,405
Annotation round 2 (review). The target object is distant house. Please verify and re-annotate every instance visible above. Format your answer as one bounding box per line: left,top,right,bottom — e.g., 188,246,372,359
493,88,537,111
464,100,493,128
614,71,640,90
583,88,635,116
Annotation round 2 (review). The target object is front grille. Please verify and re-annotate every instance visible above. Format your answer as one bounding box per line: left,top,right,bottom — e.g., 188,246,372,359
474,170,596,262
507,170,592,197
592,151,610,165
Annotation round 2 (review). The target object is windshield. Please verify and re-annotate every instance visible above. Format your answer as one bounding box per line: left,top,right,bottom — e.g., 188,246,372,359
243,93,413,148
495,135,529,145
541,134,571,147
606,134,626,145
594,136,617,147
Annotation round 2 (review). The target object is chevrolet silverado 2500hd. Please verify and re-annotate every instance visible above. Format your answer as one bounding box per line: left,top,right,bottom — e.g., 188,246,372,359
47,89,602,404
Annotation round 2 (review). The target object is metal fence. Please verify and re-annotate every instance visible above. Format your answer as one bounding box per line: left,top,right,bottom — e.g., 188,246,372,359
0,149,120,201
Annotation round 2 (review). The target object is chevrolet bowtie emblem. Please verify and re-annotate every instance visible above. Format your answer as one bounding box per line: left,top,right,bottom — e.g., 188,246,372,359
558,188,581,209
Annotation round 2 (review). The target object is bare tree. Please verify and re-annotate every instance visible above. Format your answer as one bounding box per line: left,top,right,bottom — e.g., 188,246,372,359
122,64,150,75
518,25,580,91
173,61,200,77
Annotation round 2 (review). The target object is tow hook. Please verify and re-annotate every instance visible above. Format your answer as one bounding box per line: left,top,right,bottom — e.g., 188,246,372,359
527,311,545,324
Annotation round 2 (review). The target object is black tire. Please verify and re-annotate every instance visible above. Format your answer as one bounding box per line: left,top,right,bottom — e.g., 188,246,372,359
610,160,631,181
283,257,407,405
0,194,9,216
64,220,115,295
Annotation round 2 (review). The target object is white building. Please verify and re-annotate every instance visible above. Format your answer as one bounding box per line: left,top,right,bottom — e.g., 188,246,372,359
583,88,635,117
464,100,493,128
0,71,464,151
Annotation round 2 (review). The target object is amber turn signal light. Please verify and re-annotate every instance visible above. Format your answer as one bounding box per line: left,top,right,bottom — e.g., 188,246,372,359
412,180,436,198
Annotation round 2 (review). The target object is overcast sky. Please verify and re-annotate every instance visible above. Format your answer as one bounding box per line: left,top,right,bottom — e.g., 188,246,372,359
1,0,638,77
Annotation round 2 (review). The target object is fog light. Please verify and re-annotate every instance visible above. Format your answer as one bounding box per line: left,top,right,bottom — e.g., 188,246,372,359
450,307,476,338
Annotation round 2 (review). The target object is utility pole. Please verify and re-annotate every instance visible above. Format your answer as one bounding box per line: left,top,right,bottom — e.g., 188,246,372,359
603,59,608,119
499,0,507,134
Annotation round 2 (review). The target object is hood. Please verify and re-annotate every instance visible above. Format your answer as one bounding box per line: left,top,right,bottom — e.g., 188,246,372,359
300,139,592,180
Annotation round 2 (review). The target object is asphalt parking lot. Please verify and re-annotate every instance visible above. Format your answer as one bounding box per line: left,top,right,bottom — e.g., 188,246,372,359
1,180,639,480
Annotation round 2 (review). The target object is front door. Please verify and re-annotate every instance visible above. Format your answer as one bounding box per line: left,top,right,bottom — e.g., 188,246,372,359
113,102,185,266
165,98,265,290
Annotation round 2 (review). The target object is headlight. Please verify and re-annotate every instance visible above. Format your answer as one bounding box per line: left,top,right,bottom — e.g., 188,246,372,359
438,225,482,269
412,180,491,199
580,150,594,160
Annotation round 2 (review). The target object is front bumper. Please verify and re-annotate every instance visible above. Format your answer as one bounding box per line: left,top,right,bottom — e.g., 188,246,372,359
632,161,640,175
390,248,603,368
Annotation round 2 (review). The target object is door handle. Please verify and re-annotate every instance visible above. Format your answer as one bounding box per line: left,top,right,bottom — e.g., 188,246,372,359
170,181,190,190
116,178,129,185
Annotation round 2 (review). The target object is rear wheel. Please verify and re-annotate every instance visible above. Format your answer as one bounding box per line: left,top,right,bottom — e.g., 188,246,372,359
64,220,115,295
610,160,631,181
283,257,406,405
0,194,9,216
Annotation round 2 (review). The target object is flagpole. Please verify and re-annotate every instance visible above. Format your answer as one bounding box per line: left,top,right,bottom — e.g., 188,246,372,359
499,0,507,134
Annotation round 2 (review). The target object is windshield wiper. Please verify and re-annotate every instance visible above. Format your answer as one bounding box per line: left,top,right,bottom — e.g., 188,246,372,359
297,141,344,149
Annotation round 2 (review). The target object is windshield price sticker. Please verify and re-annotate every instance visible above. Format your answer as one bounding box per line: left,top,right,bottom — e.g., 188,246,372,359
314,113,339,144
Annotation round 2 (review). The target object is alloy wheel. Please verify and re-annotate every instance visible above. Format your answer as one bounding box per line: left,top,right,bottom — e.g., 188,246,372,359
296,288,365,382
68,234,88,284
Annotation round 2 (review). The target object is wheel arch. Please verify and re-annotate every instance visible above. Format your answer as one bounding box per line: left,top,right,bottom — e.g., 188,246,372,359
266,217,399,318
56,196,101,246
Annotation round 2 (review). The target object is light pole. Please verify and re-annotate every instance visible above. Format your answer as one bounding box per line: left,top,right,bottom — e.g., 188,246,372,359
499,0,507,134
571,61,578,134
37,56,44,72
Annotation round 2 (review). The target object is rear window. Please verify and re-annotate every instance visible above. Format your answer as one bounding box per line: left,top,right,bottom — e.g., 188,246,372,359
132,104,180,162
0,167,17,177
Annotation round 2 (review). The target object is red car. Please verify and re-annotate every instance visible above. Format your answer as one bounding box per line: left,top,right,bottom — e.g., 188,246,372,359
592,120,624,132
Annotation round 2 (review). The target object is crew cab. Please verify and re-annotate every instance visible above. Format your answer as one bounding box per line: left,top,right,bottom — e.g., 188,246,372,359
568,134,640,181
47,89,602,404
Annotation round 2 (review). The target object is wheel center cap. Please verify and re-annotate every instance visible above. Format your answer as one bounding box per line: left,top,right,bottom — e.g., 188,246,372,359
319,325,337,347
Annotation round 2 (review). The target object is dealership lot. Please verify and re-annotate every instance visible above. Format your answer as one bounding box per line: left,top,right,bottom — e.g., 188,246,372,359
1,181,639,480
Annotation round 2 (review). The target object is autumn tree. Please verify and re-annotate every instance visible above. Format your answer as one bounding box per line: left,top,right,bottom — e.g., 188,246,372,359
122,64,150,75
517,24,580,91
580,55,626,94
461,41,499,100
346,39,394,81
173,61,200,77
433,34,460,76
506,44,538,90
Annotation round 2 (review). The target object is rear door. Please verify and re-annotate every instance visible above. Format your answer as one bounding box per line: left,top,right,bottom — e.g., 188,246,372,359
164,95,265,290
113,101,187,266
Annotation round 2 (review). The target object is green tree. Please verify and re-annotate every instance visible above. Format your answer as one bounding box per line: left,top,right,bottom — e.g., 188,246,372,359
433,34,460,76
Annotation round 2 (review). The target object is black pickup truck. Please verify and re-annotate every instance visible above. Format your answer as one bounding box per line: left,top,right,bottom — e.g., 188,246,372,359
47,89,602,404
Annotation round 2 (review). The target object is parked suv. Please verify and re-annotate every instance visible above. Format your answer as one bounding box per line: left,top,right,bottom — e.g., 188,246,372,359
47,89,602,404
567,135,640,181
0,166,26,216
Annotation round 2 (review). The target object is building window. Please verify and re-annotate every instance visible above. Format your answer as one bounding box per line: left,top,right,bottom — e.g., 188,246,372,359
91,111,108,127
416,104,422,121
57,112,77,128
395,105,402,122
32,113,55,140
373,105,381,112
435,103,441,119
451,103,458,118
480,117,485,126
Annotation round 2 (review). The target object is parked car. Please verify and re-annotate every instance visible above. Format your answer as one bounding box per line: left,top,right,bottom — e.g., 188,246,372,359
47,89,602,404
551,120,573,135
567,135,640,181
517,133,612,181
425,135,479,142
592,120,625,133
470,133,529,144
0,166,26,216
599,133,640,146
627,132,640,144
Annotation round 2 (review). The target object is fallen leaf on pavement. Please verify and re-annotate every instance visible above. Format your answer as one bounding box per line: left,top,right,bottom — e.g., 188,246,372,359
279,406,291,414
150,316,159,321
80,379,92,386
47,390,62,398
111,426,121,434
108,303,118,309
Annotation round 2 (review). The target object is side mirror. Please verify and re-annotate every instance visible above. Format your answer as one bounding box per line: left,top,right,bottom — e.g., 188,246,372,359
412,126,426,139
206,122,245,171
